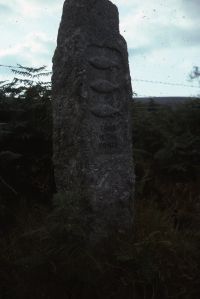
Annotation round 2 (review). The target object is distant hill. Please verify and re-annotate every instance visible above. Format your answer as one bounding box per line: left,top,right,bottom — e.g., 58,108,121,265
134,96,200,107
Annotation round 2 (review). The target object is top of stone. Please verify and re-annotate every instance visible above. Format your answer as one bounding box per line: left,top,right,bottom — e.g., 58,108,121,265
59,0,119,37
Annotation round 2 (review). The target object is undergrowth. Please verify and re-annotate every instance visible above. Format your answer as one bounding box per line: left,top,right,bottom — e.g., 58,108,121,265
0,98,200,298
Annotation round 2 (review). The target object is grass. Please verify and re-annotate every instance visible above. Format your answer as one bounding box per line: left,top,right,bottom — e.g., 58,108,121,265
0,98,200,298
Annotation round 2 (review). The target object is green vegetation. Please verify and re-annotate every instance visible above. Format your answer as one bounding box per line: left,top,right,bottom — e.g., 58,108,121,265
0,75,200,298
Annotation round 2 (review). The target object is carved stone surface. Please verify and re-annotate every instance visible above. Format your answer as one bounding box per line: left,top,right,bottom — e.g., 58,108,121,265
52,0,134,241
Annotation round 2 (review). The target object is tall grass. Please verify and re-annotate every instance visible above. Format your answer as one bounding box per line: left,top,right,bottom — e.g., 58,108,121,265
0,99,200,298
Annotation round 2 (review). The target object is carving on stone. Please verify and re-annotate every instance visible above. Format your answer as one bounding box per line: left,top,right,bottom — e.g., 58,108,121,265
90,80,119,94
88,56,120,70
86,46,125,120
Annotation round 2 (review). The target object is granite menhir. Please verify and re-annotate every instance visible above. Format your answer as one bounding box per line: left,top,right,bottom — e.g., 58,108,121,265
52,0,134,242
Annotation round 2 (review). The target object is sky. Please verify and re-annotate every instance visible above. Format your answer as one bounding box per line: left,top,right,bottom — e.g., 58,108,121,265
0,0,200,97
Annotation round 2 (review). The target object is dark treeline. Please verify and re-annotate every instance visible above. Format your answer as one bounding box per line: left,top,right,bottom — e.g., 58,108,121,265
0,76,200,298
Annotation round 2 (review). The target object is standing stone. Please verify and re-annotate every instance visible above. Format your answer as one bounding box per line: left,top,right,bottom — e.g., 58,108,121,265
52,0,134,242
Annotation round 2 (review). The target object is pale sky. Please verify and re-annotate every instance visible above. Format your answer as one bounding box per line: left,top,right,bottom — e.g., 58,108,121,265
0,0,200,97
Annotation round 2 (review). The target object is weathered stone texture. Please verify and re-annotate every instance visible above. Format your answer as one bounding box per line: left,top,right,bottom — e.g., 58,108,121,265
52,0,134,241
